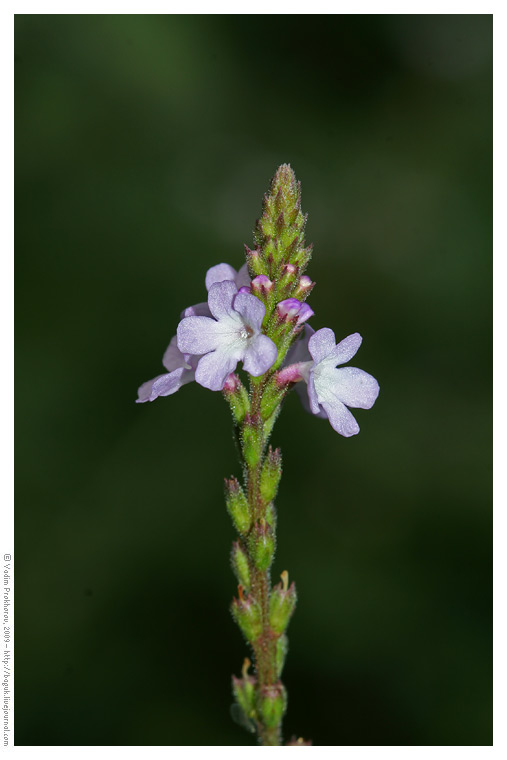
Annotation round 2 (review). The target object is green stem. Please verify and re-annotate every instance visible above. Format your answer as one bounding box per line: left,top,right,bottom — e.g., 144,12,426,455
246,383,282,746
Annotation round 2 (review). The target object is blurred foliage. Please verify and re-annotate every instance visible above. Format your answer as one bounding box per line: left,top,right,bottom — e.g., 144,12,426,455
15,14,491,746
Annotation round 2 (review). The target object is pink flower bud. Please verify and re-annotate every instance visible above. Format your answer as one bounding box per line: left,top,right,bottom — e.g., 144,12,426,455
276,298,314,325
251,275,273,296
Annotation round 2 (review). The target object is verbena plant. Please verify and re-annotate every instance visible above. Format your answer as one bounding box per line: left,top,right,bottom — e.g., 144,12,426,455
137,165,379,745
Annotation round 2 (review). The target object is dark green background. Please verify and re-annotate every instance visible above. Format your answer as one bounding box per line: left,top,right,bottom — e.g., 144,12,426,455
15,15,492,746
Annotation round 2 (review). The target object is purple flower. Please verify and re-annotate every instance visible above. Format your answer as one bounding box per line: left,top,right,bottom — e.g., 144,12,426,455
177,280,277,391
182,262,250,317
136,336,199,403
205,262,250,291
276,298,314,326
284,325,379,436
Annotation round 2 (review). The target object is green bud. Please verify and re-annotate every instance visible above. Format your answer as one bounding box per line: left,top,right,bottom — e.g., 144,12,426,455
225,477,251,535
231,541,251,591
241,415,262,468
262,407,280,445
258,684,286,729
250,521,275,572
275,634,289,678
231,590,263,642
259,380,286,420
269,571,297,634
245,246,269,278
223,373,250,425
255,165,309,275
260,446,282,504
232,658,257,723
293,242,313,272
265,501,277,529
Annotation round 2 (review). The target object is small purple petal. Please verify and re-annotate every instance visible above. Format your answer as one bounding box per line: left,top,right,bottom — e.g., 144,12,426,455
136,368,192,403
235,263,251,289
205,263,238,291
284,324,315,365
233,291,266,332
295,380,327,418
181,302,212,318
162,336,190,372
195,349,238,391
307,372,321,415
296,303,314,325
331,367,380,409
242,334,277,377
321,398,360,437
136,375,165,403
328,332,363,367
151,368,192,398
208,280,238,321
308,327,337,363
177,315,223,355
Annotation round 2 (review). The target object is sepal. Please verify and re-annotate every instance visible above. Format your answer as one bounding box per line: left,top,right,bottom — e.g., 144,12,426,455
269,571,297,634
275,634,289,678
293,275,315,301
260,446,282,504
225,477,251,535
250,520,275,571
241,414,262,468
231,586,263,642
232,658,257,725
231,541,251,590
258,683,287,729
223,373,250,425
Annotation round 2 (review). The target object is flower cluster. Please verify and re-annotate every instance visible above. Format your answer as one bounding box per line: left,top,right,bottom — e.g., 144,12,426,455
137,256,378,436
137,165,379,436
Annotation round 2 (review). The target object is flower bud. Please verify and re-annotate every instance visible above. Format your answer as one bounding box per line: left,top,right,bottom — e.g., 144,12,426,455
223,373,250,425
278,263,299,294
275,633,289,678
276,299,314,326
241,414,262,468
265,501,277,529
259,379,286,420
231,541,251,591
246,246,269,277
260,446,282,504
259,684,287,729
293,242,313,271
232,588,263,642
232,659,257,724
251,274,273,297
251,521,275,571
225,477,251,535
269,571,297,634
293,275,315,301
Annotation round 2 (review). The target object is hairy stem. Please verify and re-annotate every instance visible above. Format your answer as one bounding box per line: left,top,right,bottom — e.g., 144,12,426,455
247,383,281,745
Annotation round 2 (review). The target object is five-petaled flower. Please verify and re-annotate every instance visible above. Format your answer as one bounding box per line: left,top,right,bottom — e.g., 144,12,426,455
177,280,277,391
137,261,251,402
283,325,379,437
